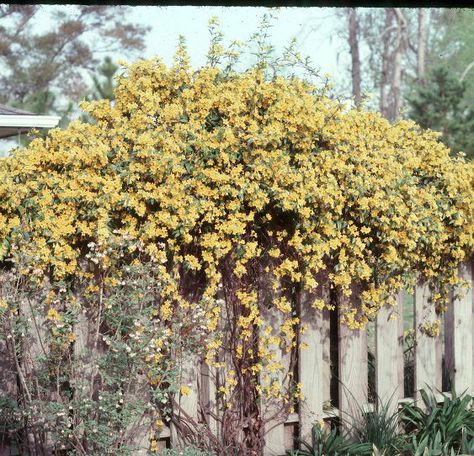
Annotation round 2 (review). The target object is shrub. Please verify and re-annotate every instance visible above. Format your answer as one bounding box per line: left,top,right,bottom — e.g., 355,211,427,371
401,388,474,455
288,423,372,455
290,390,474,456
347,400,403,455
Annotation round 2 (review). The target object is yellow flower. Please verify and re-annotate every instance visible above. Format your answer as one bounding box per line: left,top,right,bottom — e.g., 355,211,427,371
47,308,62,322
180,385,192,397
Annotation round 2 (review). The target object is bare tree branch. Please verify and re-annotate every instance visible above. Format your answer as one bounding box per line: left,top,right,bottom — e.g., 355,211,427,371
460,60,474,83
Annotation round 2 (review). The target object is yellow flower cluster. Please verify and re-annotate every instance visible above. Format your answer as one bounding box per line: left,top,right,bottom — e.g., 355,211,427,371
0,53,472,409
421,319,441,337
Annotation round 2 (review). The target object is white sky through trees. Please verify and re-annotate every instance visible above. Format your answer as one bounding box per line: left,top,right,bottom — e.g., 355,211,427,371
130,6,343,81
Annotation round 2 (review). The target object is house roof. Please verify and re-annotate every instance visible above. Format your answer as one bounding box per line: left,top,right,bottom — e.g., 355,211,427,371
0,104,35,116
0,103,60,139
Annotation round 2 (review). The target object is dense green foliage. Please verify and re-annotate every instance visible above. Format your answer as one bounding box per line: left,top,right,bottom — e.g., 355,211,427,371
290,424,373,456
288,389,474,456
401,389,474,455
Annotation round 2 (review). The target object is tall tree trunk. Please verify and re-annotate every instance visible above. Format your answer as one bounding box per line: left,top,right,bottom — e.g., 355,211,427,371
347,8,362,106
389,8,408,122
417,9,427,84
380,9,393,118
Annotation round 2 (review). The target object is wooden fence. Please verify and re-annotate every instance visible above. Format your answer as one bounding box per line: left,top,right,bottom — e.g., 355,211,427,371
1,260,473,455
158,260,474,454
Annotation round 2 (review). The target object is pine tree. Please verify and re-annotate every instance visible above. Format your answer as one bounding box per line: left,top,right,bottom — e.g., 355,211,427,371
89,57,118,101
407,66,474,159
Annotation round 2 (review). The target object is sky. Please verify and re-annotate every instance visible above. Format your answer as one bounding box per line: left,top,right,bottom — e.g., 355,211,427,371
27,5,350,93
128,6,349,86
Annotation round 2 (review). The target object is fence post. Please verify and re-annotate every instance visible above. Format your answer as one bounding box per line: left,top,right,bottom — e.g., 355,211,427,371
375,291,404,413
445,260,473,394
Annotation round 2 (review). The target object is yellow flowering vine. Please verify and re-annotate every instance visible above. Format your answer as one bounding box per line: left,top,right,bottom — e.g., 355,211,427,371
0,44,472,452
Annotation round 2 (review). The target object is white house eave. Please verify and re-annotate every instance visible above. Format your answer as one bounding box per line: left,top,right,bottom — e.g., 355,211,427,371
0,114,61,129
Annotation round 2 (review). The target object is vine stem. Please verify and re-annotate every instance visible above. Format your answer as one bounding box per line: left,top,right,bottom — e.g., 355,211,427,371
89,272,104,402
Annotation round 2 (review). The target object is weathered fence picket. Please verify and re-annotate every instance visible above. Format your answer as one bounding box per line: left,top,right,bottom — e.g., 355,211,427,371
445,261,473,393
375,291,404,413
170,358,200,445
298,286,330,442
200,361,218,437
414,278,438,398
262,307,287,456
338,288,368,425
